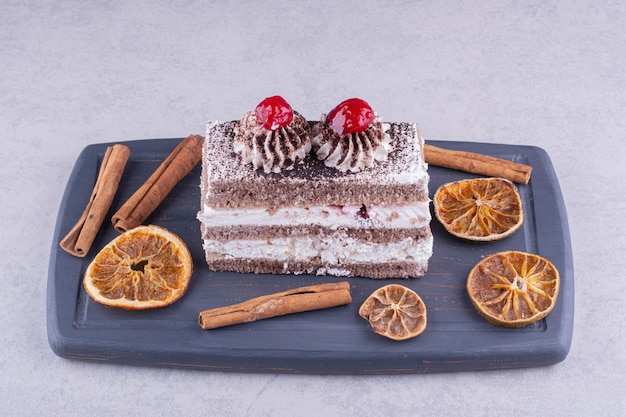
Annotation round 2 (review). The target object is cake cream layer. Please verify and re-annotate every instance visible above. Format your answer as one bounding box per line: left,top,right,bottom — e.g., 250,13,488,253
198,201,431,230
202,121,429,209
203,234,433,279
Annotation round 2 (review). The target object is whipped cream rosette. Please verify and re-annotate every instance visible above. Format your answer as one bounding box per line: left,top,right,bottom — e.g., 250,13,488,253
234,96,312,174
313,98,393,173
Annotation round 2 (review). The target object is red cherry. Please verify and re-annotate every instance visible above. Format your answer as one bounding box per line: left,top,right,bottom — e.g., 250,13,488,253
255,96,294,130
326,98,375,136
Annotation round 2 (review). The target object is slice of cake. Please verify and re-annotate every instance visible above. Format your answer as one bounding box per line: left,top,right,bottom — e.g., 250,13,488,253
197,96,432,279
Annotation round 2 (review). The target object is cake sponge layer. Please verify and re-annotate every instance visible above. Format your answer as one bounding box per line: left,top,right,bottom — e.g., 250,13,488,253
201,223,432,244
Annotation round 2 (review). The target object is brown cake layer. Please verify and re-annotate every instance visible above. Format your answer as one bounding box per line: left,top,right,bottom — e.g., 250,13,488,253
201,121,429,209
201,223,432,244
204,255,429,279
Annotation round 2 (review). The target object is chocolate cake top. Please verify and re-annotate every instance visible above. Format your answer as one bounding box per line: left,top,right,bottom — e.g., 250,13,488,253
201,120,429,208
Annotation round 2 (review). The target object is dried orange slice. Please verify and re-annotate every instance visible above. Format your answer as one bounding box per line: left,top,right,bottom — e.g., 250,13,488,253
467,251,560,327
433,177,523,241
358,284,427,341
84,225,193,310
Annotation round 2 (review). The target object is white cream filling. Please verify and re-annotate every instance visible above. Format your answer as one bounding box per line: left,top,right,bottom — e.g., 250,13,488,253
203,234,433,264
198,201,431,229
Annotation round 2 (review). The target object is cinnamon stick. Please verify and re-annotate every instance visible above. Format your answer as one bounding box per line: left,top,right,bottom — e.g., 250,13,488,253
112,134,204,233
424,144,532,184
198,281,352,330
60,144,130,257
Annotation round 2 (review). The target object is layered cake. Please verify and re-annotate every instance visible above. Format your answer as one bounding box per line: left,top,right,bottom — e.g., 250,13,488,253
197,96,433,278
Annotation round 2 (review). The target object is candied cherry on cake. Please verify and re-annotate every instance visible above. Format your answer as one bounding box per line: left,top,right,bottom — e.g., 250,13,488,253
326,98,375,136
255,95,294,131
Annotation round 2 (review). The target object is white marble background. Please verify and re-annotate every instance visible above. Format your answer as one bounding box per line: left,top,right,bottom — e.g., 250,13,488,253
1,1,624,416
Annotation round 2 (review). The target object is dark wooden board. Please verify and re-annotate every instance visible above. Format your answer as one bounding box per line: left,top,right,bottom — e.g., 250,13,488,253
47,138,574,374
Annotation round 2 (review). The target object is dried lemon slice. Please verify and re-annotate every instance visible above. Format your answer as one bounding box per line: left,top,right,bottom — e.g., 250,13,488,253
433,177,523,241
83,225,193,310
358,284,427,341
467,251,560,327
